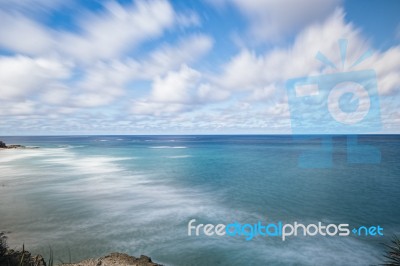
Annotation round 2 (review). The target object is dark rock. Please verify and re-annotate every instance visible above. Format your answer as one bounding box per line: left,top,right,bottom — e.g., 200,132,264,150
7,144,25,149
0,141,6,148
61,252,163,266
0,141,27,149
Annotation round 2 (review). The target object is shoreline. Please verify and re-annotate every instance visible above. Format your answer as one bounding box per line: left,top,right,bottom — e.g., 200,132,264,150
1,232,162,266
0,140,39,150
60,253,162,266
1,244,162,266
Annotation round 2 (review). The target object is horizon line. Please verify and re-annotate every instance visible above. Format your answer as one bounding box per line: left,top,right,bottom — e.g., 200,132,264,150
1,133,399,137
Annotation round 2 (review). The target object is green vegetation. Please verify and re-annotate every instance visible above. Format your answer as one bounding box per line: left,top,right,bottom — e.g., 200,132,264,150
0,231,7,257
0,232,46,266
382,235,400,266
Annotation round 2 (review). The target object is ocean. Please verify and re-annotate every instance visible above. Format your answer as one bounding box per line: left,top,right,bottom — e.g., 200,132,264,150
0,135,399,265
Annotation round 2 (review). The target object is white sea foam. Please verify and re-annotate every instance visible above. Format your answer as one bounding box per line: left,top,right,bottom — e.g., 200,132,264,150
0,147,66,163
149,146,187,149
164,155,192,159
0,146,383,265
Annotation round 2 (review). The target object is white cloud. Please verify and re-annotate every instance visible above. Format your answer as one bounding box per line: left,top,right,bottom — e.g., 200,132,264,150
131,65,200,116
0,1,398,133
212,8,400,132
0,100,37,116
216,9,363,91
0,0,212,114
0,55,70,100
197,83,230,102
131,101,191,116
0,12,54,55
131,64,230,115
0,0,183,62
77,60,138,92
40,86,70,105
59,59,136,108
216,50,265,90
231,0,341,42
247,84,277,101
151,64,200,103
144,34,213,77
72,93,119,108
176,11,202,28
60,0,175,62
367,47,400,95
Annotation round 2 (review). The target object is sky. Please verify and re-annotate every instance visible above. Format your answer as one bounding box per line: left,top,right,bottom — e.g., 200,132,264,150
0,0,399,135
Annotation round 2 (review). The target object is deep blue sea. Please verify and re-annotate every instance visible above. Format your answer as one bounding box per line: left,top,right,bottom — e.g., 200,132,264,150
0,135,399,265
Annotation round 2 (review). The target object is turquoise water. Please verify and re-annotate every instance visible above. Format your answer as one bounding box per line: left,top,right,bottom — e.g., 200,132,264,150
0,135,399,265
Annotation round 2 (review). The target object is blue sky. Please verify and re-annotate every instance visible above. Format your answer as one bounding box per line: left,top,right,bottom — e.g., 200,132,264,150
0,0,399,135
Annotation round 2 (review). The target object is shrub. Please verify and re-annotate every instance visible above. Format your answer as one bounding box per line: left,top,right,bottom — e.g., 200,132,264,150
0,231,7,257
382,235,400,265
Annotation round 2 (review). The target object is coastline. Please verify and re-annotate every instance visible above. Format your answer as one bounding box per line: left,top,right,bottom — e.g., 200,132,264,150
60,253,162,266
0,141,40,151
1,242,162,266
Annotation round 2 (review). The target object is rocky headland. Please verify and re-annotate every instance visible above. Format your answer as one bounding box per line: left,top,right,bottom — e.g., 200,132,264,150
1,250,162,266
61,253,162,266
1,233,162,266
0,140,36,149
